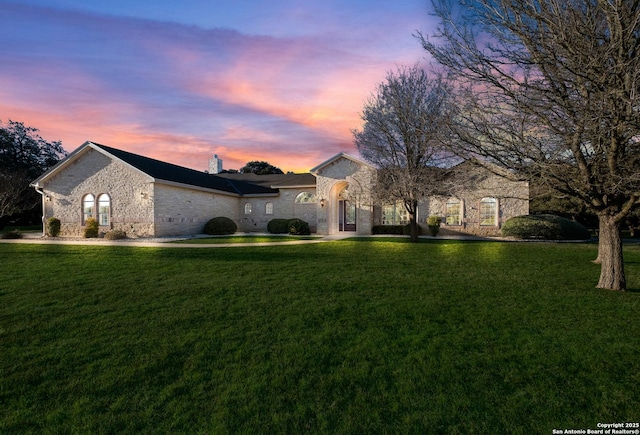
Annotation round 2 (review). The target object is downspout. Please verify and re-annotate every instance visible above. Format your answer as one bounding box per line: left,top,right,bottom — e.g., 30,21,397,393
34,185,46,237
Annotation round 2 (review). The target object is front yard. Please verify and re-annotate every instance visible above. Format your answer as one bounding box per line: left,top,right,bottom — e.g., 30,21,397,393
1,239,638,433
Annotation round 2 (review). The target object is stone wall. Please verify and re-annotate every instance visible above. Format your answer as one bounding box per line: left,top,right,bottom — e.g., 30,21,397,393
314,156,376,235
41,148,156,237
235,188,318,233
153,183,240,236
419,165,529,236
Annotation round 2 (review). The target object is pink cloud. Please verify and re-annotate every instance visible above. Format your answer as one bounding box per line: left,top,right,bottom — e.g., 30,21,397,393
0,1,430,173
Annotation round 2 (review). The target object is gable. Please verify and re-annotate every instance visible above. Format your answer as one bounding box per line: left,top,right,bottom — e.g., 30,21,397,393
32,142,279,196
310,152,375,178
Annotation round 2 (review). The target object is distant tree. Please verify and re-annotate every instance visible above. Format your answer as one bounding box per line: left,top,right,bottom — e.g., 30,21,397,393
240,161,284,175
0,120,66,228
353,64,455,242
419,0,640,290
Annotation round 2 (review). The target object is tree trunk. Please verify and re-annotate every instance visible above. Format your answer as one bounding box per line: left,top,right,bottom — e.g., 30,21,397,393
595,214,626,291
409,214,419,243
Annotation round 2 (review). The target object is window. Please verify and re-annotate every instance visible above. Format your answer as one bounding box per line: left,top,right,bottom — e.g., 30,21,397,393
382,203,409,225
98,194,110,226
265,202,273,215
480,197,497,226
294,191,317,204
82,194,94,224
445,198,462,226
244,203,252,214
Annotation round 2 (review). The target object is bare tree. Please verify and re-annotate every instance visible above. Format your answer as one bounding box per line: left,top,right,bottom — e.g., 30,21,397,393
419,0,640,290
353,65,455,242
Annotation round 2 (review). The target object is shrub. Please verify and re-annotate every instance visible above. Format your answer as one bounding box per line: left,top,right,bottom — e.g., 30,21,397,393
83,218,99,238
104,229,127,240
502,214,591,240
372,224,423,235
47,217,61,237
268,218,290,234
372,225,405,235
288,218,310,235
427,216,442,236
203,216,237,235
268,218,311,235
1,230,24,239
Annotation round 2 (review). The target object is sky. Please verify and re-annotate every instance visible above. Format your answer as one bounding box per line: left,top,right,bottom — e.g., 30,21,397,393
0,0,435,172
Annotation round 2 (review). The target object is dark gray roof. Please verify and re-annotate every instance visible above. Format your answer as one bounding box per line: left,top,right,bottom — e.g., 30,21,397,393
92,143,279,196
217,172,316,188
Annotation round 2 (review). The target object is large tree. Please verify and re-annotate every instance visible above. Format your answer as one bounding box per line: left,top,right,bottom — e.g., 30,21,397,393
419,0,640,290
0,120,66,228
239,161,284,175
353,65,455,242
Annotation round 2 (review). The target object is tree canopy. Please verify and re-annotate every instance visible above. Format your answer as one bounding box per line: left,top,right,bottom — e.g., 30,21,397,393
0,120,66,227
239,161,284,175
419,0,640,290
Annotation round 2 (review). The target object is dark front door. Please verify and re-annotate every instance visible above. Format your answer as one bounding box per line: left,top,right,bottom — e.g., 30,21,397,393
339,200,356,232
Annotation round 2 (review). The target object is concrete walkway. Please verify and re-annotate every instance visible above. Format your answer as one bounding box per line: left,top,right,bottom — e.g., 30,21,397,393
0,231,490,248
0,232,363,248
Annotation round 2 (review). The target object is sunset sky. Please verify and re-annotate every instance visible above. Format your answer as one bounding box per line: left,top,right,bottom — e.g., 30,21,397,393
1,1,435,172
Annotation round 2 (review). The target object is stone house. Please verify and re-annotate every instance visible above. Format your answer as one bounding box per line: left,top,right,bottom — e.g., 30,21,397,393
31,141,529,237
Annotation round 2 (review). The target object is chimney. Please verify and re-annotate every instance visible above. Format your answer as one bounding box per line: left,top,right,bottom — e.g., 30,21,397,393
208,154,223,174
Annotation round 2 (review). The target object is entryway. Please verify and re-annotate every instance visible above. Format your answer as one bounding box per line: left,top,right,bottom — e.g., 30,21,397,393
338,199,356,232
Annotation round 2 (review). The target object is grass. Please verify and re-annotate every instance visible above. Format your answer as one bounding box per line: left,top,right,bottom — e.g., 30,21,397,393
1,239,639,433
172,234,320,244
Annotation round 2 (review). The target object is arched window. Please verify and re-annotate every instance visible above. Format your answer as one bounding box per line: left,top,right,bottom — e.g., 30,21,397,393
244,203,252,214
82,194,94,224
479,197,497,226
98,194,110,226
445,198,462,226
265,202,273,215
294,191,317,204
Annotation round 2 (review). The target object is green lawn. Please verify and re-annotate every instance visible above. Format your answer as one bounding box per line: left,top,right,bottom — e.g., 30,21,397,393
1,239,639,433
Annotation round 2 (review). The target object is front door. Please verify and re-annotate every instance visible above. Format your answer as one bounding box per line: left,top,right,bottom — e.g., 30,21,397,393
339,200,356,232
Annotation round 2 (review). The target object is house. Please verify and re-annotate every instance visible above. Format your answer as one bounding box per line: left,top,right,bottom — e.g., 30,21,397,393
31,141,529,237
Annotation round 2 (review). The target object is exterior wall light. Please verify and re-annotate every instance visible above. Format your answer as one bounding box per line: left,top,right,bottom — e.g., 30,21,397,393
320,198,325,208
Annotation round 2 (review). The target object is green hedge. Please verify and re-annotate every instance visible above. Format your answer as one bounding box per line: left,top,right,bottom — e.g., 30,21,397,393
502,214,591,240
47,217,61,237
267,219,290,234
268,218,311,235
372,224,421,235
203,217,237,235
83,218,99,238
104,230,127,240
287,219,310,235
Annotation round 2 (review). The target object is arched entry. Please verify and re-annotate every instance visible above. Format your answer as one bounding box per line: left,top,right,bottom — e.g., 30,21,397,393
338,185,356,232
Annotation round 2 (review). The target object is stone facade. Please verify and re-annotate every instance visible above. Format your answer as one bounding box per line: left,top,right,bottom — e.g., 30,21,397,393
235,189,318,233
419,164,529,236
153,183,240,236
38,148,155,236
32,144,529,238
312,154,377,236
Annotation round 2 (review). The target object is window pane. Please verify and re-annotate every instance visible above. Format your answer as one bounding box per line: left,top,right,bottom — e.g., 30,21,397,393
295,192,317,204
266,202,273,215
480,198,496,226
244,203,252,214
382,203,408,225
98,194,110,226
446,199,461,225
83,194,94,223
